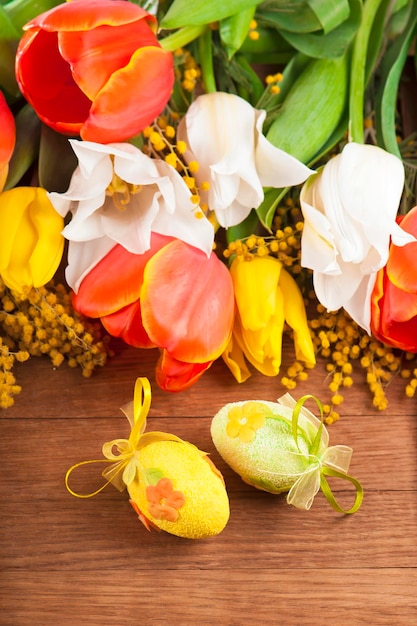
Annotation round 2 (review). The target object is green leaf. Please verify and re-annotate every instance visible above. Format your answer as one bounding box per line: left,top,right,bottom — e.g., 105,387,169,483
161,0,259,28
386,0,415,38
38,125,78,192
308,0,350,34
3,0,61,31
234,53,265,104
0,5,19,37
239,25,294,60
266,55,349,164
219,6,256,58
255,187,288,231
263,51,311,113
375,0,417,156
4,104,41,190
0,38,19,97
257,1,323,33
143,468,165,485
278,0,362,58
349,0,385,144
365,0,394,82
305,109,348,167
225,208,263,244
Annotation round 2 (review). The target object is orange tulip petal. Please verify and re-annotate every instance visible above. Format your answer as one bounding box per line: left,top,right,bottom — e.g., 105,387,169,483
155,350,213,392
381,273,417,325
370,268,384,338
141,240,234,363
58,21,158,101
0,92,15,179
16,1,159,138
80,46,174,143
25,1,155,32
101,301,155,348
16,29,91,134
371,268,417,351
73,234,171,317
387,207,417,291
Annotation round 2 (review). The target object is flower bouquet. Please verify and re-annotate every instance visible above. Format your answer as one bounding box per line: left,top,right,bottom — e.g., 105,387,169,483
1,0,417,419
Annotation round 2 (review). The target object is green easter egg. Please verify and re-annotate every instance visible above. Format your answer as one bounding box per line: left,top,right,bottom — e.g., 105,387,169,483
211,401,311,493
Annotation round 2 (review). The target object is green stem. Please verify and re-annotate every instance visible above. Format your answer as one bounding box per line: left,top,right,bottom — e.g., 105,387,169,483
160,25,207,52
198,27,217,93
349,0,385,143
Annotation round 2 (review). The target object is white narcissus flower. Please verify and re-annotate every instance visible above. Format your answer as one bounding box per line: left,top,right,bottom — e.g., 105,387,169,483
48,140,214,291
177,92,314,228
300,142,415,332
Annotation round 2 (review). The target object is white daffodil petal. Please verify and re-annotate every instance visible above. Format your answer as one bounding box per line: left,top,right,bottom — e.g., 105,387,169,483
299,141,412,330
300,191,340,275
254,109,314,187
48,139,215,270
338,143,406,268
102,187,159,253
66,238,116,293
390,220,417,247
344,273,377,333
178,91,314,229
339,143,404,223
313,257,368,313
151,160,214,256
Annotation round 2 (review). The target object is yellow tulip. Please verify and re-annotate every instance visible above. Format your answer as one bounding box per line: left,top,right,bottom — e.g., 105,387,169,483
224,255,315,380
0,187,64,291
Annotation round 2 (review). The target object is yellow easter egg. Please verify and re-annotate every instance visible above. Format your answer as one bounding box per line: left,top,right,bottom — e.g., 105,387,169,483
211,400,311,493
128,439,229,539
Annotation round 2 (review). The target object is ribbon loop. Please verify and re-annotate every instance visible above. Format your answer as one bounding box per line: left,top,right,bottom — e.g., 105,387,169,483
320,467,364,514
275,392,364,513
65,459,117,499
66,377,153,498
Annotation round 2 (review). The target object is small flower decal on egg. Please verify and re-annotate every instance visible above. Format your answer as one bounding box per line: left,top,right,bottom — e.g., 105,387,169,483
146,477,185,522
226,401,270,442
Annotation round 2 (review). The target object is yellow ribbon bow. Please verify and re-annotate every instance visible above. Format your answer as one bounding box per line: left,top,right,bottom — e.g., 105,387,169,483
262,394,364,514
65,377,184,498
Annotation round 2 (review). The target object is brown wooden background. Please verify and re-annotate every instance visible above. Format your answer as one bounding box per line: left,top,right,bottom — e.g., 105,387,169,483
2,337,416,625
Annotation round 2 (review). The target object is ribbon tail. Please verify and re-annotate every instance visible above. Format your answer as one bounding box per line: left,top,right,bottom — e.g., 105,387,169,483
101,459,128,492
286,466,321,510
320,467,364,514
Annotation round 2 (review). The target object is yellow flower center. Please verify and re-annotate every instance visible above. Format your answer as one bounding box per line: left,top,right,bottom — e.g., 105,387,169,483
105,172,142,211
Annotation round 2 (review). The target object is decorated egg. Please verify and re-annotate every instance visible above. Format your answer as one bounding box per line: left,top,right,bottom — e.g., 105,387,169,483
66,377,230,538
127,439,229,538
211,393,363,513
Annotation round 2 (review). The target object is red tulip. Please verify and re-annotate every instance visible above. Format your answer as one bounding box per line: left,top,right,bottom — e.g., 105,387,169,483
371,206,417,351
0,92,15,191
72,234,235,391
15,0,174,143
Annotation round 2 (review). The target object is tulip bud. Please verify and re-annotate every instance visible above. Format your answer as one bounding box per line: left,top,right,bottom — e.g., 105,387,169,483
0,186,64,291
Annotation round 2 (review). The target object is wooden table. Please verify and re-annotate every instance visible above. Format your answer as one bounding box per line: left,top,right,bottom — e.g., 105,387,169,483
2,340,416,625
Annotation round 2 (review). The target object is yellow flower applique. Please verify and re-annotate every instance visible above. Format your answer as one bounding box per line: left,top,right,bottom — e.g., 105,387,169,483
146,477,185,523
226,401,269,442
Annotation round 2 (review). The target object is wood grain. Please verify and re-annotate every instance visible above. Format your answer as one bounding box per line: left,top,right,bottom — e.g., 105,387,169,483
2,345,416,625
